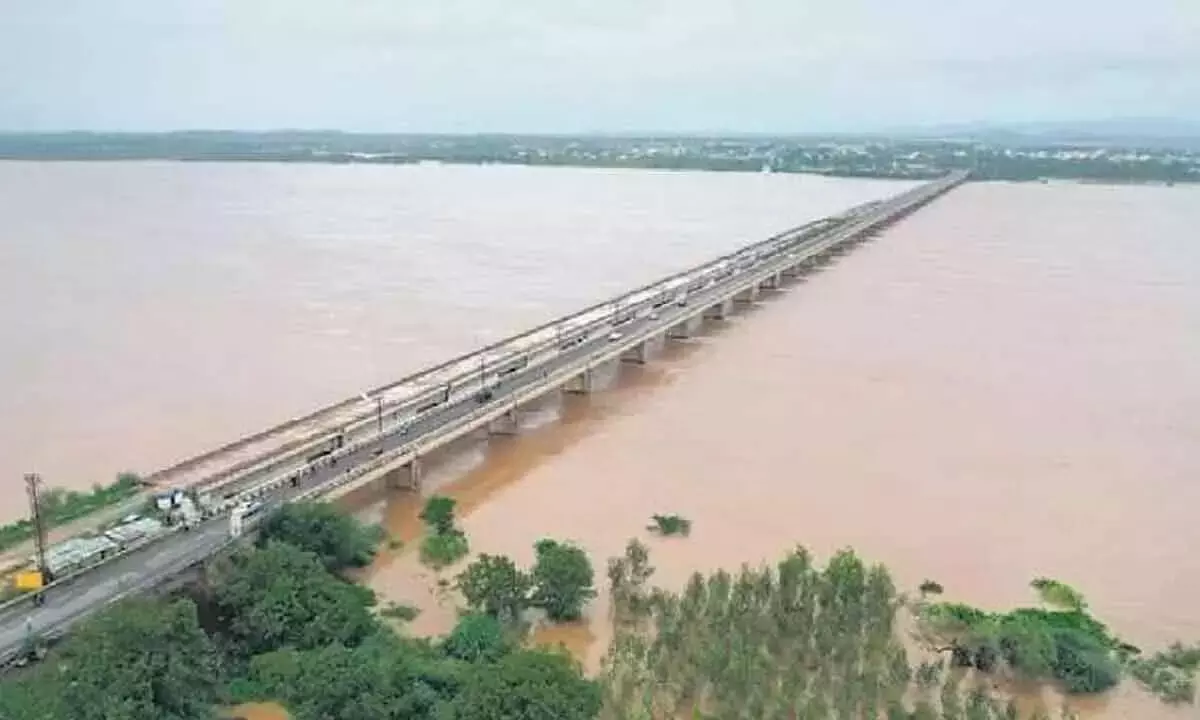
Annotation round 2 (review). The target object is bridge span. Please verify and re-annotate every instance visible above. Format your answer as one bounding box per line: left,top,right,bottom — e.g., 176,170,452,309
0,170,967,666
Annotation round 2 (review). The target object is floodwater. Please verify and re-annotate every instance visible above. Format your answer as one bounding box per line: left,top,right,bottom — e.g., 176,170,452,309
3,163,1197,718
0,161,909,522
357,180,1200,720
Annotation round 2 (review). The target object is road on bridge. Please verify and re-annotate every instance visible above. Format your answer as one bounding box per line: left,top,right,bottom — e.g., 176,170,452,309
0,171,967,666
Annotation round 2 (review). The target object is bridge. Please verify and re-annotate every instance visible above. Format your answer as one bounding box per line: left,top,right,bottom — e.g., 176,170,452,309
0,171,968,666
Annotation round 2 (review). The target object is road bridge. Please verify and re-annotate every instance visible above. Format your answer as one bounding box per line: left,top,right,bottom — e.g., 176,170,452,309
0,171,967,667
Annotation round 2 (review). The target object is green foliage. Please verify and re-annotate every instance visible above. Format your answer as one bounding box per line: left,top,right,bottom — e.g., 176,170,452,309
1031,578,1088,612
258,501,381,572
443,613,513,663
0,472,143,552
420,531,470,569
530,539,597,622
601,544,918,720
919,579,945,596
1127,641,1200,704
456,553,532,622
648,513,692,537
230,634,457,720
0,598,220,720
444,647,602,720
210,541,378,657
380,602,421,622
420,495,459,536
917,587,1124,694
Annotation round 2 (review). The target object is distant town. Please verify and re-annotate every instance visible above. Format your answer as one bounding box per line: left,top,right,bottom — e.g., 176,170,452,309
1,130,1198,184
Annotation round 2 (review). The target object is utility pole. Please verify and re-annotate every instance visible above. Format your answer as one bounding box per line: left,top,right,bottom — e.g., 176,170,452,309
25,473,48,579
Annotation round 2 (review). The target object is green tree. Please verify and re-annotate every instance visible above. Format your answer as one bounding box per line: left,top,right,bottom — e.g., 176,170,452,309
443,613,513,663
421,495,458,535
211,541,378,656
0,599,220,720
443,648,601,720
258,501,380,572
530,539,597,622
233,635,455,720
457,553,531,622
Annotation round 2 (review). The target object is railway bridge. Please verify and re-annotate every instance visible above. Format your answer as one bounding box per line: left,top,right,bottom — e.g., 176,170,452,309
0,170,968,666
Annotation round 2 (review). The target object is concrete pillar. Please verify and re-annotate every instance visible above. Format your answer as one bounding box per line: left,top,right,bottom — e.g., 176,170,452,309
759,272,783,290
385,458,423,491
780,264,801,278
489,407,520,435
703,299,734,320
563,368,595,394
621,333,664,364
668,314,704,340
734,285,761,304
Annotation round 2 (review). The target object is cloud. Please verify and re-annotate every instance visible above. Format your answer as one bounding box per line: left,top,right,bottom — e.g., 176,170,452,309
0,0,1196,131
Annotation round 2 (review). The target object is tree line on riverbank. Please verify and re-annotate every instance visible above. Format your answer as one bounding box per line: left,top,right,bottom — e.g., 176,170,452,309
0,473,144,554
0,501,600,720
0,501,1194,719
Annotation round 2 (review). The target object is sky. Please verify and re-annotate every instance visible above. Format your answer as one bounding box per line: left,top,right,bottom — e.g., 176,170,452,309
1,0,1198,133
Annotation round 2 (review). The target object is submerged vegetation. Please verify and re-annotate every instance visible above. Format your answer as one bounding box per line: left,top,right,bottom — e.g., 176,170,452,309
456,539,597,625
418,495,470,569
2,501,1194,719
604,540,929,719
0,505,599,720
0,472,144,553
915,579,1198,704
647,513,692,537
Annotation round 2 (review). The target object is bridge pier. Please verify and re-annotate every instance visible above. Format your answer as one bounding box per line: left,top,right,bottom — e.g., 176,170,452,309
734,285,761,304
759,272,784,290
621,333,665,364
780,264,801,279
563,368,595,394
703,298,734,320
385,458,423,492
667,314,704,340
489,408,521,435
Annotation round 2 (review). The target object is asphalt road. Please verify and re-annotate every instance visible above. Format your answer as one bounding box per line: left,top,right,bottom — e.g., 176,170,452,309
0,173,964,666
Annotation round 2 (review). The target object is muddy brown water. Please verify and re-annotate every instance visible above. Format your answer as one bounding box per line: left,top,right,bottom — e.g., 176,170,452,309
352,181,1200,720
4,165,1197,718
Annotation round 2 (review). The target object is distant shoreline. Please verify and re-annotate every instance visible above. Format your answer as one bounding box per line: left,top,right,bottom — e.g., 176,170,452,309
0,155,1193,186
1,131,1197,184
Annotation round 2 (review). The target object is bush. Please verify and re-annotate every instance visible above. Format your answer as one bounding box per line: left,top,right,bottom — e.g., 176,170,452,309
648,513,692,537
530,539,596,622
380,602,421,622
420,495,458,536
457,553,531,622
420,531,470,569
258,502,381,572
918,579,944,595
443,613,513,663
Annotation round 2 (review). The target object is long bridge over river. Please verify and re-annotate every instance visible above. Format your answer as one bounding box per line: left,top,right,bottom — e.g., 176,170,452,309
0,171,968,665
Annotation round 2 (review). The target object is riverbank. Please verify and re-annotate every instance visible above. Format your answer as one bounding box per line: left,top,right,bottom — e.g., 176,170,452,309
0,475,146,560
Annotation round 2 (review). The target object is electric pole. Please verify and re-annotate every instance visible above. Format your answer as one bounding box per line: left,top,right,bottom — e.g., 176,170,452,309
25,473,48,579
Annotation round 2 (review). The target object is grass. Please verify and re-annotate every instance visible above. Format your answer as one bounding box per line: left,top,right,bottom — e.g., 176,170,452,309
0,473,144,553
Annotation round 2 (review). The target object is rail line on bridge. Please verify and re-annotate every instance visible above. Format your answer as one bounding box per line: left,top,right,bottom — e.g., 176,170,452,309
0,171,967,667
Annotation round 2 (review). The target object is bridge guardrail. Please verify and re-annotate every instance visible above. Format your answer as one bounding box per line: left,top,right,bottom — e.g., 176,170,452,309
2,173,965,625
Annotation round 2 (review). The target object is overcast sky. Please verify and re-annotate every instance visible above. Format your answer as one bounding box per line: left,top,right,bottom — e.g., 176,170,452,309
2,0,1197,132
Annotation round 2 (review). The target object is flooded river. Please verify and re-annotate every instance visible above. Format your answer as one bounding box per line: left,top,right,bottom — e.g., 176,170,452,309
355,180,1200,719
3,163,1197,717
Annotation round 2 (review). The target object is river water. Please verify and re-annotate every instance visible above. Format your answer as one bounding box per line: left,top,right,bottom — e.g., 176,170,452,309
3,163,1197,718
